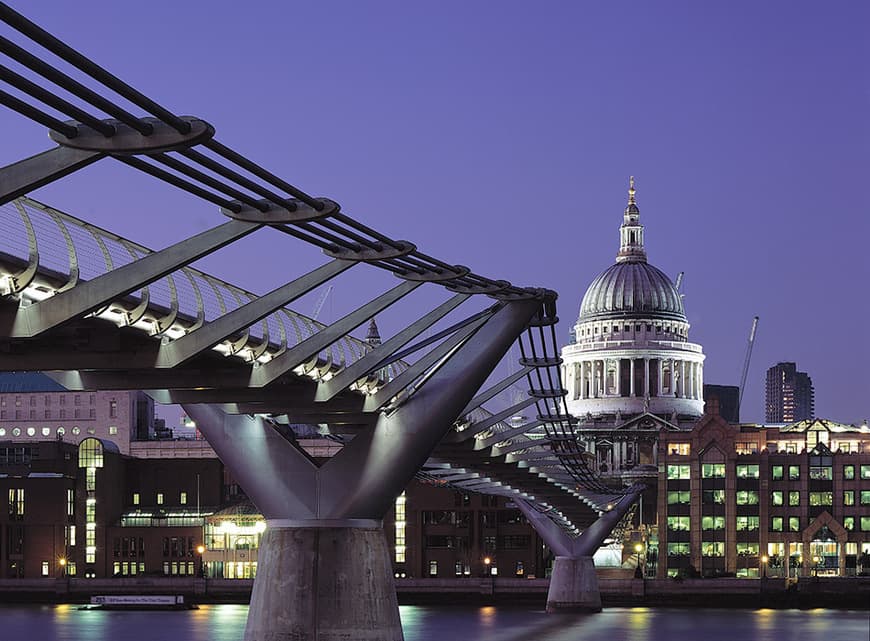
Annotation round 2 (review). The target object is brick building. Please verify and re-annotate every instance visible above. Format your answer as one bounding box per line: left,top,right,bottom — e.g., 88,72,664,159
657,406,870,578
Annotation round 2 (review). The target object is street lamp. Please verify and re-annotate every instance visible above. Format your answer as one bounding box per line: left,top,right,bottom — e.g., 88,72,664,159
634,543,643,578
59,558,67,577
483,556,492,577
197,545,206,578
760,555,768,578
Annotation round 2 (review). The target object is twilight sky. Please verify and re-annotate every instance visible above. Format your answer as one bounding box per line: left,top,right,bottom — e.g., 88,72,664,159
1,1,868,424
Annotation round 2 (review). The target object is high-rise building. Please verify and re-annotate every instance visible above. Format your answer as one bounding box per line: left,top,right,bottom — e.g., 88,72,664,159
765,362,814,423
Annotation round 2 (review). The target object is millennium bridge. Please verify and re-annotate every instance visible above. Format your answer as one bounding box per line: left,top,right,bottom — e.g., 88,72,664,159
0,4,642,639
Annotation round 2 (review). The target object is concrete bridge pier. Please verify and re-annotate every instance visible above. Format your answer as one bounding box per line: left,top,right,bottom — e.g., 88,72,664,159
515,486,644,613
247,521,401,641
184,299,540,641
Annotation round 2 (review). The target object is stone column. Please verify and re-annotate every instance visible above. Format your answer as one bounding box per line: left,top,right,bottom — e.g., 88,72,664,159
615,359,622,396
630,359,636,397
657,359,664,397
643,358,650,397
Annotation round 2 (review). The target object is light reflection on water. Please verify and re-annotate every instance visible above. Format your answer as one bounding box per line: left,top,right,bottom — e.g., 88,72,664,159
0,604,866,641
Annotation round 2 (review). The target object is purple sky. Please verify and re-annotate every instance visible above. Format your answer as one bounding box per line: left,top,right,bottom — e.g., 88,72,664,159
1,1,868,424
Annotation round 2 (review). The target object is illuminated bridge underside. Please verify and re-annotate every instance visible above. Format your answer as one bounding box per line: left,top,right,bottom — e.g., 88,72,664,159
0,4,639,638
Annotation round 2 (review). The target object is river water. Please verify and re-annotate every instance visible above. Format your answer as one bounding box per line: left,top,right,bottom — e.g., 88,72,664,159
1,604,866,641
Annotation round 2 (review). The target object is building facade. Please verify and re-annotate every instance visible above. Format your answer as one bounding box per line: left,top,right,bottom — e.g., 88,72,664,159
765,362,815,423
657,406,870,579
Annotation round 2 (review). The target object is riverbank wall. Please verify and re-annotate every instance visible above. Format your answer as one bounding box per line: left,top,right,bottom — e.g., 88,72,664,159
0,574,867,609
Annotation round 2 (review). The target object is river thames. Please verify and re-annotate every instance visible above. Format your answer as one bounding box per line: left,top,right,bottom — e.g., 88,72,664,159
0,604,867,641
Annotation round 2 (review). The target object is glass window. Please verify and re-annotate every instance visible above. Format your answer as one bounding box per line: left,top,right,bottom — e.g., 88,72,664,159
861,517,870,532
771,517,783,532
667,465,691,480
860,491,870,505
809,466,832,480
788,466,800,480
701,516,725,530
157,493,164,505
428,560,438,577
737,516,759,531
808,492,832,506
788,491,800,506
668,443,690,456
843,465,855,480
132,493,140,505
861,466,870,480
108,426,118,435
42,561,49,576
180,492,187,505
702,542,725,557
843,517,854,531
78,438,104,469
844,491,854,506
771,465,784,480
788,517,800,532
736,465,759,479
737,543,759,556
667,516,690,531
667,491,690,504
701,463,725,478
667,543,690,556
736,491,759,505
702,490,725,504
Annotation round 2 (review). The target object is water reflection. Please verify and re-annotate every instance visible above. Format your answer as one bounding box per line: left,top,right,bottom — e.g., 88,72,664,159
0,604,865,641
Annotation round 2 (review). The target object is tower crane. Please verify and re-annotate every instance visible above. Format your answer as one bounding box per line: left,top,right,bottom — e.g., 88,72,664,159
738,316,759,417
311,285,333,321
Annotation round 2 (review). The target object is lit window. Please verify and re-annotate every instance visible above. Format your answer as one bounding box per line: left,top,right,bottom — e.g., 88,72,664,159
42,561,49,577
428,560,438,577
108,426,118,435
668,516,690,531
788,517,800,532
701,463,725,478
809,492,832,506
860,491,870,505
41,427,50,437
736,491,759,505
788,466,800,480
843,517,854,531
736,465,760,479
133,493,140,506
771,465,784,480
668,443,690,456
71,427,80,435
666,465,690,480
844,465,855,480
109,400,117,418
26,427,35,437
157,493,164,505
12,428,20,436
771,517,783,532
180,492,187,505
701,516,725,530
788,491,800,506
861,466,870,480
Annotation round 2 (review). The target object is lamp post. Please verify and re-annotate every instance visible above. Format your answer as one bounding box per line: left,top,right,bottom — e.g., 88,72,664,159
197,544,206,577
634,543,643,578
483,556,492,577
760,555,768,579
59,557,67,577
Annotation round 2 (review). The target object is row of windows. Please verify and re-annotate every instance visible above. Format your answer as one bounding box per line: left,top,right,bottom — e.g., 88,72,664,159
132,492,189,506
670,516,870,534
1,394,97,407
1,409,98,420
0,425,118,437
668,489,870,506
668,463,870,481
578,323,687,338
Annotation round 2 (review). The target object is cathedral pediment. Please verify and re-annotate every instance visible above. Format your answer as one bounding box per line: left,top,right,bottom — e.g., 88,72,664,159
614,412,681,432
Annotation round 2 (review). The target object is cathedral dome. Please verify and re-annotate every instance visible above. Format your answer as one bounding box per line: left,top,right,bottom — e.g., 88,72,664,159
579,261,685,323
577,177,685,324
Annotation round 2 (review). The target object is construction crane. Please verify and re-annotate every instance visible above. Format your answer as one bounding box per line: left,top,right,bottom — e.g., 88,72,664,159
738,316,760,417
311,285,333,321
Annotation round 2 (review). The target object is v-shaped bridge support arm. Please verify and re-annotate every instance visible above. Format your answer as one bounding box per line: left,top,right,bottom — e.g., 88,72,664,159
184,297,541,521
